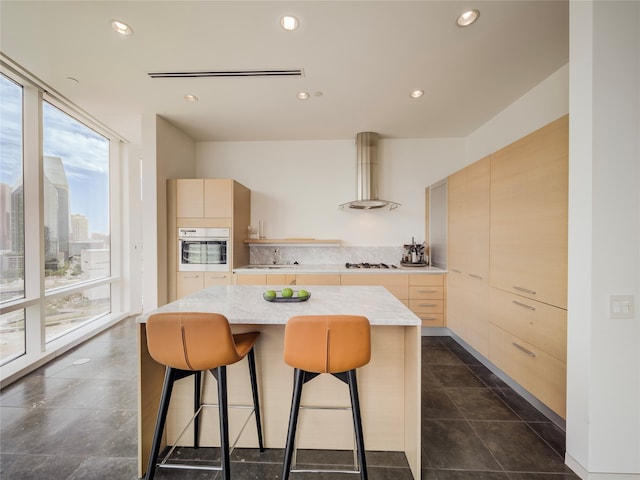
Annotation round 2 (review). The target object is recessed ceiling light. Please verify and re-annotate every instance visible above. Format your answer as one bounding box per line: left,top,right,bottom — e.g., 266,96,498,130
281,15,299,31
111,19,133,35
457,9,479,27
410,90,424,99
296,92,310,100
184,94,199,102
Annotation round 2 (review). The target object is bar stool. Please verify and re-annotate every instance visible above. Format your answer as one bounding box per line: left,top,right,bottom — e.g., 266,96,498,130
144,312,264,480
282,315,371,480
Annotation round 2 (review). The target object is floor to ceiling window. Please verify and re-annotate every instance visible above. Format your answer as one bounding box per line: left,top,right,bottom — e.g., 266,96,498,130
0,62,127,380
0,74,25,364
42,101,111,342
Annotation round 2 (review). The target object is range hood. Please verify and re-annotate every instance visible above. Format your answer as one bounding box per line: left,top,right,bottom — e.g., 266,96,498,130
340,132,400,210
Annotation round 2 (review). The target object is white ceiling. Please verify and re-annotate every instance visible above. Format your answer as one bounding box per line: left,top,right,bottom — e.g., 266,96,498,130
0,1,568,144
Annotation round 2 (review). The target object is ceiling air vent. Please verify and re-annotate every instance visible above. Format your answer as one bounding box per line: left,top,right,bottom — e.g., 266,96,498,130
147,69,303,79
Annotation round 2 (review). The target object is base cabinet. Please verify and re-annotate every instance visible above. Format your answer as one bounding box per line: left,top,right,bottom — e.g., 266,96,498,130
489,323,566,418
177,271,232,297
234,273,340,286
446,272,490,357
408,274,445,327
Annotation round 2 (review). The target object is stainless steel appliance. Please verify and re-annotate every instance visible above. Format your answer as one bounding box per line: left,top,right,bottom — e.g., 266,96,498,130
401,238,428,266
178,227,229,271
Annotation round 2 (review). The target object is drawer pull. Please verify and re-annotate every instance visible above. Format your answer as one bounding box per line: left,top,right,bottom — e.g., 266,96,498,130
418,289,438,293
512,342,536,358
469,274,484,280
513,285,537,295
423,317,437,321
451,269,462,274
183,275,200,279
207,275,227,279
512,300,536,311
419,303,437,307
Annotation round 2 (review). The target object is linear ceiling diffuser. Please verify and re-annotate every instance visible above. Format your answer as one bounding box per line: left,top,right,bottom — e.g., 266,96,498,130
340,132,400,210
147,69,303,79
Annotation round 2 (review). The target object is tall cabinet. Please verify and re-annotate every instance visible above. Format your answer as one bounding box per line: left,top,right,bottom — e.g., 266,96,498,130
446,156,491,357
167,179,251,301
488,115,568,418
445,115,569,418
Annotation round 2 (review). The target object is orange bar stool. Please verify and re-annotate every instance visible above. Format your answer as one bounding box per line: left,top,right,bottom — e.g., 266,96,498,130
144,312,264,480
282,315,371,480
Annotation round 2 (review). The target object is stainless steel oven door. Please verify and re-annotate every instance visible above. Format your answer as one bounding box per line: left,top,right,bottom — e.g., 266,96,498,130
178,236,229,272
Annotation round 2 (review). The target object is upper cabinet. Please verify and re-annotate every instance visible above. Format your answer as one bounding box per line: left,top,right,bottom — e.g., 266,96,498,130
176,178,233,218
448,155,490,280
489,115,569,309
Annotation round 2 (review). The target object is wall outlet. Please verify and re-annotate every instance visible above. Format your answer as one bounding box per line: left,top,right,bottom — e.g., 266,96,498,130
609,294,635,319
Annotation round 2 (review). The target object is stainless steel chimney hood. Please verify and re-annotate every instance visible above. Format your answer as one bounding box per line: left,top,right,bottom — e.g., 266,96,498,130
340,132,400,210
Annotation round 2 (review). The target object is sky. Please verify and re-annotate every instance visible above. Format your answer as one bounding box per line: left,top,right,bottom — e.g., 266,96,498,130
1,75,110,235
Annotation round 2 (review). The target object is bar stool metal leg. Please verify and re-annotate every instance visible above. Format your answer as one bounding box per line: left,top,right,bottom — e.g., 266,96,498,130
282,368,305,480
193,370,202,448
348,369,368,480
146,367,196,480
215,366,231,480
247,347,265,452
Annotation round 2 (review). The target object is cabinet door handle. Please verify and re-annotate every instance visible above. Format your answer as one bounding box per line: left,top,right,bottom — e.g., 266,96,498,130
469,274,484,280
418,303,437,307
418,289,438,293
422,317,438,321
207,275,227,279
512,300,536,311
183,275,200,279
513,285,537,295
512,342,536,358
451,268,462,274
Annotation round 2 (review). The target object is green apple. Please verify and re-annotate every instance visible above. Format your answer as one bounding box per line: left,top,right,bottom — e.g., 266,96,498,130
281,288,294,298
297,289,309,299
264,290,276,300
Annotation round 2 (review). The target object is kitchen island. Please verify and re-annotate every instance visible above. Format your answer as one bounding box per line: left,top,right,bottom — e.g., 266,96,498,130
137,285,422,478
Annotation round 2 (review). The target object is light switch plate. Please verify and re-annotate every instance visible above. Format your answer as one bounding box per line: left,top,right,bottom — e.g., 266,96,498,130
609,294,635,319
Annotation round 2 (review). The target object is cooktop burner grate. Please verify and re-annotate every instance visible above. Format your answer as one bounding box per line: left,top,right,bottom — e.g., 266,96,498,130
345,262,397,269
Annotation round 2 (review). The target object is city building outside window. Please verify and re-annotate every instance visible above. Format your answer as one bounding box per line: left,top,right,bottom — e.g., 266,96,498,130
0,66,124,375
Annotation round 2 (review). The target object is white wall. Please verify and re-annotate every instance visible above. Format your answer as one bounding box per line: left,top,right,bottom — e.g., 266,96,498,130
141,115,196,310
196,138,464,246
466,63,569,163
195,65,569,248
566,2,640,478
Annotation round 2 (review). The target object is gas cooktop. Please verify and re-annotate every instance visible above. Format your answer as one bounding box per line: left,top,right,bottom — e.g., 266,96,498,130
345,262,398,269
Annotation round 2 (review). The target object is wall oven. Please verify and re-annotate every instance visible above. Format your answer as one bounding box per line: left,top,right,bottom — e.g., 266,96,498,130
178,227,230,272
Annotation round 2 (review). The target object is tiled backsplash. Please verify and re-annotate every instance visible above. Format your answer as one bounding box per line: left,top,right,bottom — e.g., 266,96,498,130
250,246,405,266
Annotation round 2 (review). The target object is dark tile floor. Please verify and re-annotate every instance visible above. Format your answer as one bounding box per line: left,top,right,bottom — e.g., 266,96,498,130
0,317,580,479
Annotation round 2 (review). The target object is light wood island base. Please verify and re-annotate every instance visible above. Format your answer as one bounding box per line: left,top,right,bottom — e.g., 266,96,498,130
137,286,422,479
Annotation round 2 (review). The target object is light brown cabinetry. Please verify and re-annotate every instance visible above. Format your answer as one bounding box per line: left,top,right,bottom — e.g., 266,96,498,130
168,178,251,301
176,178,233,218
446,155,491,355
341,273,445,326
408,274,445,327
234,273,340,286
177,271,232,298
340,273,409,302
295,274,341,286
489,323,566,418
489,115,568,309
444,115,568,418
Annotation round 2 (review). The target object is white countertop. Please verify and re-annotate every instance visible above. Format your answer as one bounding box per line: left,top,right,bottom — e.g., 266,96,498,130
233,264,447,274
137,285,420,326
